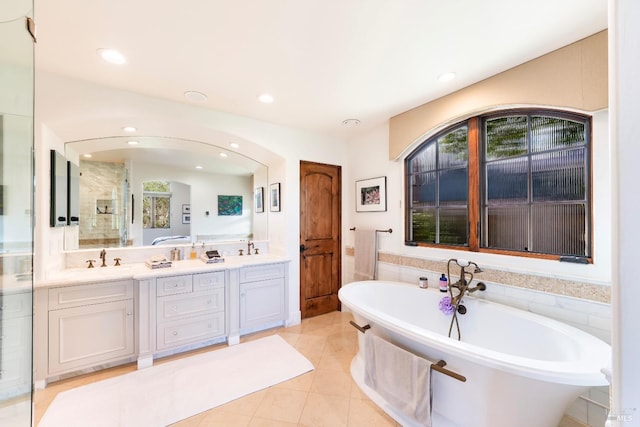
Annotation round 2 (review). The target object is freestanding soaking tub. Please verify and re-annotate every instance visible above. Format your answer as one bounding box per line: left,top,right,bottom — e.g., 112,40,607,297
339,280,610,427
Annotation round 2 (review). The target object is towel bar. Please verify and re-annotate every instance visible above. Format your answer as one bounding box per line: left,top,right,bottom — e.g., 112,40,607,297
350,321,467,382
349,227,393,233
349,320,371,333
431,360,466,382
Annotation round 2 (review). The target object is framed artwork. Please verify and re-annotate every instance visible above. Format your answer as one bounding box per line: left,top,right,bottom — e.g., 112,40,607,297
182,204,191,214
270,183,281,212
182,214,191,224
255,187,264,213
356,176,387,212
218,195,243,216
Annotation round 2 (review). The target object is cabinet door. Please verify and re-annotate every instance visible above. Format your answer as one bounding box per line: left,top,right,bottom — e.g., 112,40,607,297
239,278,284,329
48,300,135,374
0,315,32,398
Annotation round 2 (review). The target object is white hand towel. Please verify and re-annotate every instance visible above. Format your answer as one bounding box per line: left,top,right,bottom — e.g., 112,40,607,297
354,229,377,280
364,334,432,426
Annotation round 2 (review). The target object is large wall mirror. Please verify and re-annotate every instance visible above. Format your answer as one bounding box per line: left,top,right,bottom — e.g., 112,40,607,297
64,136,268,249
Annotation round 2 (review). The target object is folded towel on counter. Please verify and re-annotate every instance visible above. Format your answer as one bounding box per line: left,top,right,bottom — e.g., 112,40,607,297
354,229,377,280
364,334,433,426
144,260,171,269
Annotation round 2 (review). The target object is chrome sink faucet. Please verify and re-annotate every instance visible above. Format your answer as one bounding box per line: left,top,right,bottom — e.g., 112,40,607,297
99,249,107,267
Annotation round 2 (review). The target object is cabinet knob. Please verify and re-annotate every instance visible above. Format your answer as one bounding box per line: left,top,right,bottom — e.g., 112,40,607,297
240,293,245,297
173,331,178,336
127,312,132,316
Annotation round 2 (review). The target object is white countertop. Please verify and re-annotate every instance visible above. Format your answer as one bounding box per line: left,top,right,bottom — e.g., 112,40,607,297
35,254,290,288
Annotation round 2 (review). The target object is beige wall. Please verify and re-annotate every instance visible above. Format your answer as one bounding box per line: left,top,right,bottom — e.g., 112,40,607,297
389,30,608,159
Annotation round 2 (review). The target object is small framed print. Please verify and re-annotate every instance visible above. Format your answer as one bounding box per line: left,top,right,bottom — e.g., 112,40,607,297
255,187,264,213
356,176,387,212
270,183,281,212
182,204,191,214
182,214,191,224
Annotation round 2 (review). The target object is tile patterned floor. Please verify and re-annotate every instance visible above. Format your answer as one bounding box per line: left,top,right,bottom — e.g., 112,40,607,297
34,310,583,427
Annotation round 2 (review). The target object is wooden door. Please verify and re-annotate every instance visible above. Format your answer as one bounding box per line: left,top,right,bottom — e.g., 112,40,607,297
299,161,342,319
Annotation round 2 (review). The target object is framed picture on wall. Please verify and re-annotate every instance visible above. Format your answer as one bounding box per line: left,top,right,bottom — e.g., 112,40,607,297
218,195,243,216
255,187,264,213
182,214,191,224
356,176,387,212
270,183,281,212
182,204,191,214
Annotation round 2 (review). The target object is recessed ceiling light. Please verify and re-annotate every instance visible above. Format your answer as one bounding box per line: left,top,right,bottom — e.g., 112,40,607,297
342,119,361,127
97,48,126,65
230,143,240,149
127,140,139,145
83,153,92,158
258,93,274,104
195,165,203,170
184,91,207,102
438,72,456,82
219,152,228,158
122,126,137,132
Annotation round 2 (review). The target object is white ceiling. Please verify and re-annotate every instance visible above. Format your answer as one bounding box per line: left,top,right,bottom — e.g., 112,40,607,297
32,0,607,144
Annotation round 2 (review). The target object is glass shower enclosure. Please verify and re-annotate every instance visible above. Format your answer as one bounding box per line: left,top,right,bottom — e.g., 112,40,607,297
0,1,35,426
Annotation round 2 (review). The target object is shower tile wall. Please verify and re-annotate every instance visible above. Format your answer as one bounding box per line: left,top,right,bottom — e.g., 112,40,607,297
79,161,126,247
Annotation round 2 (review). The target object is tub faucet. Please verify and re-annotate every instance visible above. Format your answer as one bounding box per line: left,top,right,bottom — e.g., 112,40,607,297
446,258,486,340
99,249,107,267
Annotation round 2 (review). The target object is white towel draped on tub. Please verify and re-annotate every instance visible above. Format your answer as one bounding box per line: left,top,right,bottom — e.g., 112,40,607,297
354,229,377,280
364,333,433,426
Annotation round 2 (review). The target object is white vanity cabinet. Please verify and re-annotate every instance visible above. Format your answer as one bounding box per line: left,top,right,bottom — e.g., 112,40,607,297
0,291,32,399
238,263,285,330
154,271,226,351
46,280,135,375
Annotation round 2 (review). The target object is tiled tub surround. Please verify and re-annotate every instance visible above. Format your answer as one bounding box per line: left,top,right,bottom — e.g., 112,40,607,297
343,249,611,427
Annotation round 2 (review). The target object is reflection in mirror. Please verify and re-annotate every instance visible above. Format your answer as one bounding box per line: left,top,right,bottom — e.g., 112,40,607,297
65,137,268,249
67,161,79,225
49,150,67,227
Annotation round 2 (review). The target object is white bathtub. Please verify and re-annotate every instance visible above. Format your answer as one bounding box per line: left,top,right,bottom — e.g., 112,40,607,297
338,280,610,427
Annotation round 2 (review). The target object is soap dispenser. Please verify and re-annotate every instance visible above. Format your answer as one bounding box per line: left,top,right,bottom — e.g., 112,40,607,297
439,274,448,292
190,244,197,259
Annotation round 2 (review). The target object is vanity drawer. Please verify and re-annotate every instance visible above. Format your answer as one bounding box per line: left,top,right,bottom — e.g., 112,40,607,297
156,312,225,350
156,275,193,296
156,289,224,322
239,263,285,283
48,280,133,310
193,271,225,292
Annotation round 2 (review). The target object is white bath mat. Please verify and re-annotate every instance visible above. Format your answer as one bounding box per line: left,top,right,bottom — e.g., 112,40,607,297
39,335,314,427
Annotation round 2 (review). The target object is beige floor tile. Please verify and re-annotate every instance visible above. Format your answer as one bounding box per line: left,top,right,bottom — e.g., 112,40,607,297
195,409,252,427
253,387,308,424
272,371,315,392
299,392,350,427
216,389,268,416
248,417,299,427
309,367,352,397
347,397,398,427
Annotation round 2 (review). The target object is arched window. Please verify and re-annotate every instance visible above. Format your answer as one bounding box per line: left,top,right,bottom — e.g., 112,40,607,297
405,109,591,260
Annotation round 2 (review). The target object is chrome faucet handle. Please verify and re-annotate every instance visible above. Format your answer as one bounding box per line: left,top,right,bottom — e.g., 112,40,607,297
114,257,122,266
86,259,96,268
254,247,259,255
238,249,244,256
